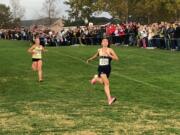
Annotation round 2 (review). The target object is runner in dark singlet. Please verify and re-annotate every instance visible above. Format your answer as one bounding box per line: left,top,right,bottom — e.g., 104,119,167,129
87,38,119,105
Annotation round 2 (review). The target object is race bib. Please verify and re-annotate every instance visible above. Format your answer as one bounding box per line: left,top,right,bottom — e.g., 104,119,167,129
99,58,109,66
36,50,41,55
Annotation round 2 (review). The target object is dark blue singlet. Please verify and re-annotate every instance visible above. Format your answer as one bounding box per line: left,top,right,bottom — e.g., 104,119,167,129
98,56,112,78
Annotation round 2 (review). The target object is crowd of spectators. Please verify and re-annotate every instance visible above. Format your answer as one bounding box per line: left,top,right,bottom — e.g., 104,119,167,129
0,21,180,51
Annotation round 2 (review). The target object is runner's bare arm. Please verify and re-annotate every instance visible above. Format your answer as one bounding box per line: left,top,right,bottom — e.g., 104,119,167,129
86,50,99,63
42,46,48,52
28,45,35,54
108,49,119,61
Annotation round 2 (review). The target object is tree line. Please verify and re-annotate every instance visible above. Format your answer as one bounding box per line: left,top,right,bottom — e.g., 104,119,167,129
0,0,25,29
0,0,179,29
0,0,60,28
64,0,180,23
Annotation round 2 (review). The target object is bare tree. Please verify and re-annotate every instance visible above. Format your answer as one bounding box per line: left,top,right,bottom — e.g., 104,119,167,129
10,0,25,19
41,0,61,25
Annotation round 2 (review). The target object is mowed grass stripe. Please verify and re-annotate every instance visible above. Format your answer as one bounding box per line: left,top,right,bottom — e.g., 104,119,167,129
55,47,180,93
0,40,179,134
55,50,163,89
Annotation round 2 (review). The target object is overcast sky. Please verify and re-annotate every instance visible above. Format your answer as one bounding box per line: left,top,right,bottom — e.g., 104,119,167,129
0,0,69,20
0,0,111,20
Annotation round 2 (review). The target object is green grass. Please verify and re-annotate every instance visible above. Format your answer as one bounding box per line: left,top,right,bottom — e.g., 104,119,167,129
0,40,179,135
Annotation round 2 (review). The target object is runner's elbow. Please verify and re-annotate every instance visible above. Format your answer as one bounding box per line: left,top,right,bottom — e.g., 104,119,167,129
114,57,119,61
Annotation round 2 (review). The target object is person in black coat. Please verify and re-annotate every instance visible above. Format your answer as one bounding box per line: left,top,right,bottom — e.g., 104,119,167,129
174,24,180,51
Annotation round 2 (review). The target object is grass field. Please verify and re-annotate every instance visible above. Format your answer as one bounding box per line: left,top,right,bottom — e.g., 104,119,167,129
0,40,180,135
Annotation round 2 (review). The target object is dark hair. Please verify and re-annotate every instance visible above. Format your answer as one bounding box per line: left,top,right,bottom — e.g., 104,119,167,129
35,34,40,39
102,38,111,48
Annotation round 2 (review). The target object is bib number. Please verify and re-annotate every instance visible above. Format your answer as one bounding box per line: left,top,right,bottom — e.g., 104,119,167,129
36,50,41,55
99,58,109,66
